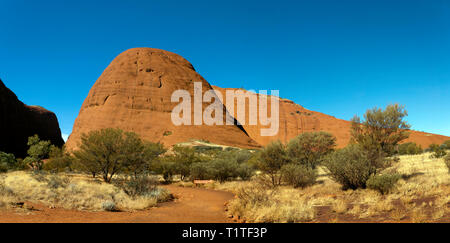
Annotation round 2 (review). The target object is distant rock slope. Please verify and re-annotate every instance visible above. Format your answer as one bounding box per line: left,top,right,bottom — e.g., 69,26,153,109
212,86,450,148
65,48,260,151
0,79,64,157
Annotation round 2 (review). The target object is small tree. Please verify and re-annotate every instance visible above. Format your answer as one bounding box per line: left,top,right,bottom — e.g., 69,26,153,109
323,144,381,190
397,142,423,155
74,128,158,183
0,151,16,172
43,146,75,173
24,135,52,171
351,104,410,157
168,146,201,181
257,141,290,186
286,132,336,169
281,163,317,188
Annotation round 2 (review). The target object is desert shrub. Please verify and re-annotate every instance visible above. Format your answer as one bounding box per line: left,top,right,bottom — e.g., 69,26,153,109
46,174,71,189
431,148,447,159
209,158,239,183
23,135,52,171
236,163,255,181
444,154,450,173
74,128,164,183
366,173,402,195
286,132,336,169
351,104,410,157
167,146,201,181
43,146,75,173
397,142,423,155
193,146,223,153
323,144,380,190
257,141,290,186
235,177,276,207
190,162,212,180
102,201,117,211
116,175,159,197
281,163,317,188
0,152,16,172
154,159,177,183
442,140,450,150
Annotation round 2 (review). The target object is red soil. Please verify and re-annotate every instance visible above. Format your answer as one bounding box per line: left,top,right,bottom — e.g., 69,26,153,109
0,185,234,223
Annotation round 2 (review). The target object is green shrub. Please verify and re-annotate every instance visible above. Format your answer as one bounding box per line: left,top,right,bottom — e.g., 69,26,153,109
44,147,75,173
286,132,336,169
397,142,423,155
236,163,255,181
210,158,239,183
441,140,450,150
444,154,450,173
323,145,379,190
190,162,212,180
351,104,410,157
154,159,177,183
24,135,52,171
281,163,317,188
168,146,201,181
0,152,16,172
116,175,159,197
257,141,290,186
431,148,447,159
366,173,401,195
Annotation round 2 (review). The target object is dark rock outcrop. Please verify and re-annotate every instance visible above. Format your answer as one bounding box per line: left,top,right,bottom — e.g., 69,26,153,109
0,79,64,157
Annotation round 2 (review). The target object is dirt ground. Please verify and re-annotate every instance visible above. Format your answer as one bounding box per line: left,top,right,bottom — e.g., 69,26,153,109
0,185,234,223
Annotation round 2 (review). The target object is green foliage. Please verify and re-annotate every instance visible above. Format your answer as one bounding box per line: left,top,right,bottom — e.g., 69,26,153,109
366,173,402,195
190,162,212,180
0,151,16,172
323,144,380,190
257,141,290,186
193,146,223,153
286,132,336,169
444,154,450,173
430,147,447,159
442,140,450,150
43,146,75,173
166,146,201,181
116,175,159,197
74,128,165,183
351,104,410,157
281,163,317,188
24,135,52,171
236,163,255,181
209,157,239,183
154,158,177,183
427,144,441,152
397,142,423,155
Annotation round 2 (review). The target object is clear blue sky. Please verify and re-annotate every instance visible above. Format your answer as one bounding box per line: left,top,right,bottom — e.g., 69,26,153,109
1,0,449,139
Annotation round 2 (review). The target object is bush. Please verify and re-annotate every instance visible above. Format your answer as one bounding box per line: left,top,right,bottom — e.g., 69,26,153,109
154,159,177,183
257,141,290,186
323,145,379,190
116,175,159,197
24,135,52,171
286,132,336,169
444,154,450,173
167,146,201,181
351,104,410,157
281,164,317,188
0,152,16,172
236,163,255,181
431,148,447,159
209,158,239,183
74,128,165,183
397,142,423,155
366,173,401,195
190,162,212,180
102,201,117,212
43,146,75,173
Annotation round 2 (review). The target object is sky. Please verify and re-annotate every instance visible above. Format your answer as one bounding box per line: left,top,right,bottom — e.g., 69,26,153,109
1,0,449,140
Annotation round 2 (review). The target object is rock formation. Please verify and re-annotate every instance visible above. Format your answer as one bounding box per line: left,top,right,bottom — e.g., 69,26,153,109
65,48,260,151
212,86,450,149
0,79,64,157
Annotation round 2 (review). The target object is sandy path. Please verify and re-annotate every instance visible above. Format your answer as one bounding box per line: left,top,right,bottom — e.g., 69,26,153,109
0,185,235,223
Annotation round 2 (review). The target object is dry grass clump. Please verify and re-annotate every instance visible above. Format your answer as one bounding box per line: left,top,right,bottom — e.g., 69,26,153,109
0,171,169,211
217,153,449,223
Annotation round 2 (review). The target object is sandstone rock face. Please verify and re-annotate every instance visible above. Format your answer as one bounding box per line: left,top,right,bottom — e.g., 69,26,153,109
212,86,450,149
0,79,64,157
65,48,260,151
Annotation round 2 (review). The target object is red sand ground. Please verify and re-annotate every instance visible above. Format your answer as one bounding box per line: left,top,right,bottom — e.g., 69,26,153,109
0,185,234,223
